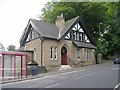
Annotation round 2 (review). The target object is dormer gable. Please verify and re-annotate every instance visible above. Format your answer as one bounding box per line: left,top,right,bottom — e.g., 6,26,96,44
59,16,94,45
65,22,90,43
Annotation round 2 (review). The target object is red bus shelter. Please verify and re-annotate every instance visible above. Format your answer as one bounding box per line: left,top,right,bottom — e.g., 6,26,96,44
0,51,28,80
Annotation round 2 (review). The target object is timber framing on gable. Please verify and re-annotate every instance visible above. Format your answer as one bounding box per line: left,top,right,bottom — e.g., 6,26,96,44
59,17,95,46
20,19,43,47
19,16,96,49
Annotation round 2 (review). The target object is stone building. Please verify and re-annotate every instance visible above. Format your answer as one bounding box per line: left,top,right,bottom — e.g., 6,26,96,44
19,14,96,71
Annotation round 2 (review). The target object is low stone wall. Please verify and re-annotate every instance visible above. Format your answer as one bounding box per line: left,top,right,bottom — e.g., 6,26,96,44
28,66,47,75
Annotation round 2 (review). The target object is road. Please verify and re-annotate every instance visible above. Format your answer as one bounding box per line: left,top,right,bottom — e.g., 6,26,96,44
2,61,120,89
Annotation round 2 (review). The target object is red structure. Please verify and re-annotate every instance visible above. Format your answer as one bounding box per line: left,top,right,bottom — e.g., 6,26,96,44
0,51,28,80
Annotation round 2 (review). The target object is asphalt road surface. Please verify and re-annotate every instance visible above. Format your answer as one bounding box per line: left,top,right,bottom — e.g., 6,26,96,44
2,61,120,89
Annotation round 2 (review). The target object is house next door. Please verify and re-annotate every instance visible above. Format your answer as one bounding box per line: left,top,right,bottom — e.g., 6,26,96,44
61,46,67,65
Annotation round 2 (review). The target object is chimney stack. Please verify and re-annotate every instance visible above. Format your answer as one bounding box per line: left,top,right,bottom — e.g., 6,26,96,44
55,13,65,30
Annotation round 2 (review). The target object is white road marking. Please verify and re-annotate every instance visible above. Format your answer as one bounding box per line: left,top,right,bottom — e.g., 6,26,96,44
45,83,59,88
75,72,95,79
113,83,120,90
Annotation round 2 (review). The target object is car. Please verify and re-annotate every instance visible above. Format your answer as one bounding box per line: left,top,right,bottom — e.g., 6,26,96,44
113,58,120,64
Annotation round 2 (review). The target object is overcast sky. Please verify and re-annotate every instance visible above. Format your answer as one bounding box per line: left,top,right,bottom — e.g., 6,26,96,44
0,0,50,50
0,0,119,51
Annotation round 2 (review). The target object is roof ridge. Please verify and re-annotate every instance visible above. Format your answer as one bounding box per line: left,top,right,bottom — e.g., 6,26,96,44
65,16,79,23
30,19,56,26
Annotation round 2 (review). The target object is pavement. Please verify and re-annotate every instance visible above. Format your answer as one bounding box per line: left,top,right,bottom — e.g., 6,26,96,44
1,60,111,84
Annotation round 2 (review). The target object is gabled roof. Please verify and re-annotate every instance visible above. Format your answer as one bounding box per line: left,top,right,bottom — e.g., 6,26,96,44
30,19,59,39
20,16,96,49
20,16,80,42
59,16,79,39
30,17,80,40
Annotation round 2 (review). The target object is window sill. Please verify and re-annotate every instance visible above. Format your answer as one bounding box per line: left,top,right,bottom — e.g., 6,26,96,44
50,59,58,61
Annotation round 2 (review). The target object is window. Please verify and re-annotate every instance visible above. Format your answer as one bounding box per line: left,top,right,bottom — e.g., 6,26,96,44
27,30,39,41
84,49,87,60
77,49,81,60
69,23,92,43
30,31,32,40
54,47,57,60
82,34,85,42
79,33,82,41
73,31,76,40
76,33,79,41
32,31,35,39
87,49,89,60
51,47,57,60
90,50,92,60
51,47,54,60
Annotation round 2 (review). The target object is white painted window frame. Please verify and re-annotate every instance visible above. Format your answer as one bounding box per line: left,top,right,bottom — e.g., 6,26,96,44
54,47,57,60
51,47,54,60
50,47,57,60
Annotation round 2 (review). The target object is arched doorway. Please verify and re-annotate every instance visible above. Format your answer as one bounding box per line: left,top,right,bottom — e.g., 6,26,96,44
61,46,67,65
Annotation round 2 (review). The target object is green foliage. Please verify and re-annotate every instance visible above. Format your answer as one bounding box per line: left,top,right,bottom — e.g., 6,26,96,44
7,45,16,51
40,2,120,56
41,2,108,41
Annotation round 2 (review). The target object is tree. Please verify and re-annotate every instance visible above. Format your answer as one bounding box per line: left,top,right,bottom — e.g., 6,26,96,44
40,2,108,42
40,2,120,58
97,3,120,56
7,45,16,51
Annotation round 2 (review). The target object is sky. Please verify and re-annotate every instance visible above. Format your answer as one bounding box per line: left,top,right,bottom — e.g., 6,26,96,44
0,0,119,51
0,0,50,50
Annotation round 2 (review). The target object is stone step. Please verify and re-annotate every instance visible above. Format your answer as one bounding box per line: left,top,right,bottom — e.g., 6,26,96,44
59,65,71,70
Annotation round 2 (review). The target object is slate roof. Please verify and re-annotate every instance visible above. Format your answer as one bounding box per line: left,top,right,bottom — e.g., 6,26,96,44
20,16,96,49
30,16,79,40
59,16,79,39
30,19,59,39
73,41,96,49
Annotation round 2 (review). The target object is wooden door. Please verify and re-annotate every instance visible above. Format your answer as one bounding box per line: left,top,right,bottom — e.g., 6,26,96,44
61,47,67,65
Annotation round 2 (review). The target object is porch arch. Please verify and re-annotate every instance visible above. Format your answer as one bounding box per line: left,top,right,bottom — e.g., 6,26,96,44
61,46,67,65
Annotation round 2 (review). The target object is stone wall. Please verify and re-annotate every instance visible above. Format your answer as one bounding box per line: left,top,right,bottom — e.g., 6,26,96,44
25,38,96,71
25,38,41,65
